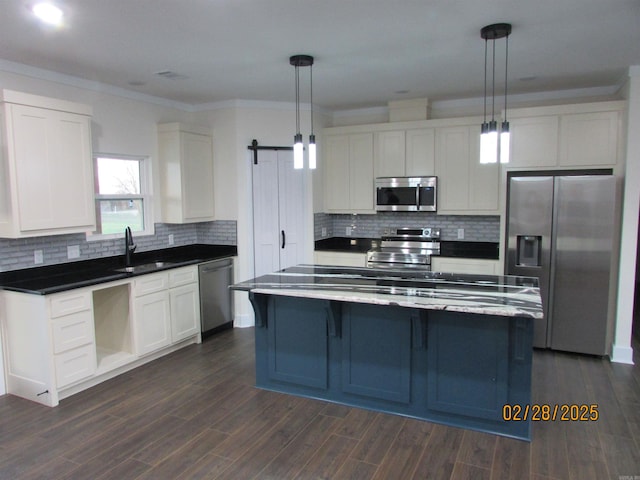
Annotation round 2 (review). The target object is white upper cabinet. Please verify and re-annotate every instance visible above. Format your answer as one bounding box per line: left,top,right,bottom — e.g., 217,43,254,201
375,130,405,177
507,102,623,170
158,123,214,223
559,111,620,167
405,128,436,177
509,116,559,168
324,132,374,213
375,128,435,178
435,123,500,214
0,90,95,238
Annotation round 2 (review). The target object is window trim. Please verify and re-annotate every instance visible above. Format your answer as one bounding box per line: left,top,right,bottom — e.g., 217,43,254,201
86,153,154,242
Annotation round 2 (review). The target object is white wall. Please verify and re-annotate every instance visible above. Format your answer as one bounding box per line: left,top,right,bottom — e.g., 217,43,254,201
612,66,640,364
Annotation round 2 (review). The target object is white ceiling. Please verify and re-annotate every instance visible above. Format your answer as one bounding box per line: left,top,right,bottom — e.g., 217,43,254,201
0,0,639,111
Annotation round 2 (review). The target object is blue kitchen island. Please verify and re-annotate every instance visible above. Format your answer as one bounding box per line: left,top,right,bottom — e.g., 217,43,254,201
231,265,542,441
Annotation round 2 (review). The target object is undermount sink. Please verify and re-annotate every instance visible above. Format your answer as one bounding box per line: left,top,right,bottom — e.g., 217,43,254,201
115,261,174,274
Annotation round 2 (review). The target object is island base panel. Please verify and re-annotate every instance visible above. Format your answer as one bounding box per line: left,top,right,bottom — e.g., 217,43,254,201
250,293,533,440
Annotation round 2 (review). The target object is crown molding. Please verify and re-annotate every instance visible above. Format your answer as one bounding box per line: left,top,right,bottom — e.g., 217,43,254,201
0,57,629,117
0,58,195,111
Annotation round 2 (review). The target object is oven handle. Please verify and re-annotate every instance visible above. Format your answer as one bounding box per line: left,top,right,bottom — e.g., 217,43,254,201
416,184,421,211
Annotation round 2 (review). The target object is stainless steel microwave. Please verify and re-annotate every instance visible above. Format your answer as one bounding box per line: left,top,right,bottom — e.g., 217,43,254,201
375,176,437,212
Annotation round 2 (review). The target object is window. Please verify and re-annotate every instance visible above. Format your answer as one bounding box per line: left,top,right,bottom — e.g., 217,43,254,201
90,154,153,238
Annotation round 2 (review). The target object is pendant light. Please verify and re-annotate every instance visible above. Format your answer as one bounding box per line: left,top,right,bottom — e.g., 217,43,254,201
290,55,315,169
479,23,511,164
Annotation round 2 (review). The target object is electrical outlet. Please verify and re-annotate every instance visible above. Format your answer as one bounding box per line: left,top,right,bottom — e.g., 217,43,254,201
457,228,465,240
168,234,175,245
34,250,43,264
321,227,327,237
346,226,352,236
67,245,80,259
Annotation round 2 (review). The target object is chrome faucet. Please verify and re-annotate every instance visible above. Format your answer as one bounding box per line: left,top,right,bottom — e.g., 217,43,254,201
124,226,136,266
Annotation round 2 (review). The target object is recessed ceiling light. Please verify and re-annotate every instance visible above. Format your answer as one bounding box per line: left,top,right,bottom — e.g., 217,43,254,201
32,2,64,26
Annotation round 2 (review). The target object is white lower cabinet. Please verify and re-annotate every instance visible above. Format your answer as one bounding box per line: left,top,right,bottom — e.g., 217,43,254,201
54,344,97,389
431,257,501,275
133,266,200,356
170,284,200,342
133,288,172,356
314,251,367,267
1,264,202,407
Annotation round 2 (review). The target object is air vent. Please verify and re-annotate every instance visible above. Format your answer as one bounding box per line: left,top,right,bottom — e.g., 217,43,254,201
154,70,189,80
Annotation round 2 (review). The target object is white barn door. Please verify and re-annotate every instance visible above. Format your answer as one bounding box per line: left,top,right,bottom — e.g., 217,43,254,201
252,149,305,277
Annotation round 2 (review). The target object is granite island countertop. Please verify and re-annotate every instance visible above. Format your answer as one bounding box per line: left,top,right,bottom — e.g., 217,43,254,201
232,264,542,319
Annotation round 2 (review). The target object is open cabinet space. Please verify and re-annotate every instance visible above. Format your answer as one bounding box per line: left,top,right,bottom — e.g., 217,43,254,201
93,284,134,373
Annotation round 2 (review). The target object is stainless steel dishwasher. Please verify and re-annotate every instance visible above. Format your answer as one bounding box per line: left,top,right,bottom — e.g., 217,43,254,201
199,257,234,338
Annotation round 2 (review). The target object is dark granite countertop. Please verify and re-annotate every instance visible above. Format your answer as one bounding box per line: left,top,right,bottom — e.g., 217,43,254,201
315,237,499,260
232,264,542,319
0,244,237,295
439,241,499,260
314,237,379,253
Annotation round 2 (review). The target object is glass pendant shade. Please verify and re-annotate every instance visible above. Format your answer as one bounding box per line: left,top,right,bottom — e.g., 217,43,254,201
308,134,316,170
293,133,304,169
500,121,510,164
480,121,498,164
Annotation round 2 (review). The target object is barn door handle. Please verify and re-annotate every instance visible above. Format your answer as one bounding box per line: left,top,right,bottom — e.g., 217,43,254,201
281,230,286,249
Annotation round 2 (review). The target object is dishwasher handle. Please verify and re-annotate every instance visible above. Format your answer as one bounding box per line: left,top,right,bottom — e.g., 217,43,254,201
281,230,286,249
199,258,233,274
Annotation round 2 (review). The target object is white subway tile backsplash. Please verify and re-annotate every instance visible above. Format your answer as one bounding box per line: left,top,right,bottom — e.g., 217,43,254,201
0,221,237,272
315,212,500,242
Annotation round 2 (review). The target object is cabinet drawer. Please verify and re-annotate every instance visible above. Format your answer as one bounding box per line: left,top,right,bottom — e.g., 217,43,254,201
55,344,96,388
169,266,197,288
50,291,91,318
51,310,95,354
134,272,169,296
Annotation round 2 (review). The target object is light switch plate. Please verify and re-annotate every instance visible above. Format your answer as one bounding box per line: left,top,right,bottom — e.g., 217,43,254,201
457,228,465,240
67,245,80,259
321,227,327,237
346,227,352,236
168,234,175,245
34,250,43,264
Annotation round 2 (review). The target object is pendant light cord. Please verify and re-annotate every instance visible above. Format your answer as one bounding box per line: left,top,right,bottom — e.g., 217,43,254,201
504,33,509,122
491,36,496,122
483,38,488,124
295,64,300,134
310,64,314,135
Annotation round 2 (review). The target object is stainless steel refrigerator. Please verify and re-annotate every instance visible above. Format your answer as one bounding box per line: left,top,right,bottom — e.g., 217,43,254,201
506,174,617,355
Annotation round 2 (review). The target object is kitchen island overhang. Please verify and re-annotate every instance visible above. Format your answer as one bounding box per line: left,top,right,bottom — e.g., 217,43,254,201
231,265,543,441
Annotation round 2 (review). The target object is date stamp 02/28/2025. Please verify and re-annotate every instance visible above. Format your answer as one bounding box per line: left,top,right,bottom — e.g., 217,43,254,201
502,403,600,422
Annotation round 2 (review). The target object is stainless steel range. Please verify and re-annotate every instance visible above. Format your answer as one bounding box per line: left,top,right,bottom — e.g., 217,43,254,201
366,227,440,270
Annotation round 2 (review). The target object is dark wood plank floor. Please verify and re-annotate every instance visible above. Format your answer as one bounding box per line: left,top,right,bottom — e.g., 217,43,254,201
1,327,640,480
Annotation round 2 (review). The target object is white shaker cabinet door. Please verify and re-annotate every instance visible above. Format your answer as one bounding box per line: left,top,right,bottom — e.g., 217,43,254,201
348,133,375,212
170,283,200,343
10,104,94,232
405,128,435,177
559,111,619,167
324,135,351,212
375,130,405,177
133,291,172,356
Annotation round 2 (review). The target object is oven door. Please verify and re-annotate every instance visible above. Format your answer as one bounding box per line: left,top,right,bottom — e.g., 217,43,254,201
366,250,431,270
